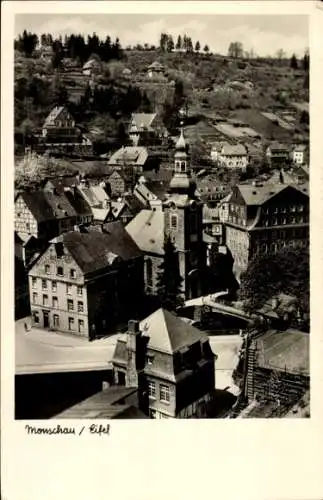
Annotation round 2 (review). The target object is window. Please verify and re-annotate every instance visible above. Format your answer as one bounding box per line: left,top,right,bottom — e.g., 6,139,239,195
32,292,38,304
149,409,157,419
77,301,84,313
42,279,47,290
180,161,186,172
52,281,57,292
148,381,156,399
42,294,48,306
66,284,72,295
57,266,64,276
67,299,74,311
45,264,50,274
53,314,60,327
70,269,76,279
146,259,153,287
146,355,154,366
78,319,84,333
68,317,75,331
52,296,58,308
273,218,278,226
77,286,83,296
160,384,170,403
170,214,178,230
32,277,37,288
291,205,296,212
26,222,30,231
298,205,304,212
33,311,40,324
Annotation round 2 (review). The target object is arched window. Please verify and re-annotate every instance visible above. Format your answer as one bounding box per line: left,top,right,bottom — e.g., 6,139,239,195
146,258,153,287
181,161,186,172
175,161,181,172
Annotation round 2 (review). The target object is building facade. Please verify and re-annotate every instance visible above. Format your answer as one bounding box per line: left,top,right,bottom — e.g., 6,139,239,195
112,309,216,418
28,223,144,339
224,182,309,279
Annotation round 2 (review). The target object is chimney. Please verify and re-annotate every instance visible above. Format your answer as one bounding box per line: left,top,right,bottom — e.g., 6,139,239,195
126,320,142,388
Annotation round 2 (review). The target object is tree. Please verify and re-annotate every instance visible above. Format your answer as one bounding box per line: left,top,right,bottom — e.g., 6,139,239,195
176,35,182,51
159,33,168,52
19,118,35,148
228,41,244,58
290,54,298,70
18,30,38,57
203,44,210,54
239,246,309,316
302,52,309,72
156,236,184,311
195,40,201,53
167,35,174,53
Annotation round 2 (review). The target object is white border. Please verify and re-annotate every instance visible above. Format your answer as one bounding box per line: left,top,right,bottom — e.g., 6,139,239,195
2,2,323,500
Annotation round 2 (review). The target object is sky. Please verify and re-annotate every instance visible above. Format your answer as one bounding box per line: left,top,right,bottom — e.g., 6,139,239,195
14,14,308,57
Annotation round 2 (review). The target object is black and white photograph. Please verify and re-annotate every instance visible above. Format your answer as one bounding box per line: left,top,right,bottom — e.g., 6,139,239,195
12,11,311,421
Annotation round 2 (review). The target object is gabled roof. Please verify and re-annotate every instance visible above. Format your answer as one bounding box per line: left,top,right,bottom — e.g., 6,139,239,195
50,222,142,276
17,191,55,223
126,208,165,255
43,106,70,128
108,146,149,167
140,308,208,355
130,113,157,131
17,190,77,222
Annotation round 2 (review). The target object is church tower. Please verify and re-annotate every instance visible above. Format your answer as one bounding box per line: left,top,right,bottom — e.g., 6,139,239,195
163,126,205,299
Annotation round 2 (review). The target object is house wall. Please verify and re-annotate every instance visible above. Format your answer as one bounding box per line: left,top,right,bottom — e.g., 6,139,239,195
219,154,248,170
108,172,126,197
15,197,39,239
225,226,250,278
29,245,89,337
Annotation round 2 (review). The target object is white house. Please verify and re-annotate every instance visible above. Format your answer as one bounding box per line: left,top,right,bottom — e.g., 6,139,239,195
212,143,248,171
291,145,306,165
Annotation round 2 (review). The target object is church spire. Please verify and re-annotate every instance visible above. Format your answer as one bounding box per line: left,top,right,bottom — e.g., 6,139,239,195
169,125,196,196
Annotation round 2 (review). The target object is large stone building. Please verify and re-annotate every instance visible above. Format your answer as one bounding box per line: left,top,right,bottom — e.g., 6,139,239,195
126,128,206,299
112,308,216,418
28,222,144,339
224,182,309,279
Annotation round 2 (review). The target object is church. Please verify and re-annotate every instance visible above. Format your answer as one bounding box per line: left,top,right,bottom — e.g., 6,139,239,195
126,127,205,300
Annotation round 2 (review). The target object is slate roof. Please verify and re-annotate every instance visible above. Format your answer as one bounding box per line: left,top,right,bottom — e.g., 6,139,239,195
52,221,142,276
53,387,147,419
124,194,146,214
254,328,309,376
18,190,77,222
140,309,209,355
236,183,309,206
126,209,165,255
108,146,149,166
64,188,93,217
